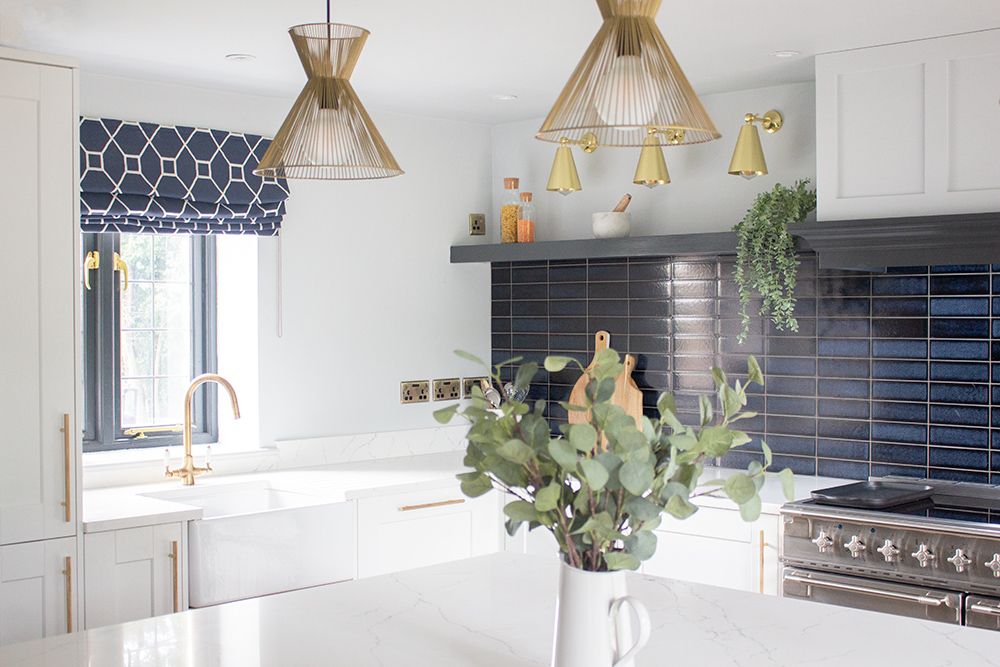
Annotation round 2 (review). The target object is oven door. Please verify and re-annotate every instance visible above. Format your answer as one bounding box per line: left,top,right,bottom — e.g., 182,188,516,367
782,568,962,625
965,595,1000,631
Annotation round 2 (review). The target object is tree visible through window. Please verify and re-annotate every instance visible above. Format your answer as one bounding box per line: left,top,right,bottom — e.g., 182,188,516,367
83,233,217,452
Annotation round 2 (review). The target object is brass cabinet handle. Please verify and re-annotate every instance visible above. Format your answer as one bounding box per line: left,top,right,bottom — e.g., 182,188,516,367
398,499,465,512
169,540,180,612
758,529,766,594
113,251,128,291
59,414,71,522
83,251,100,290
62,556,73,633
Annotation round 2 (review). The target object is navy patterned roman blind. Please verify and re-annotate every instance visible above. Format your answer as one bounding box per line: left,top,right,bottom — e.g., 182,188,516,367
79,117,290,236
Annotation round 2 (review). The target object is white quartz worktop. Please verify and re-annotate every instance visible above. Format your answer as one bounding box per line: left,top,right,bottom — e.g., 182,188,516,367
83,451,855,532
2,552,996,666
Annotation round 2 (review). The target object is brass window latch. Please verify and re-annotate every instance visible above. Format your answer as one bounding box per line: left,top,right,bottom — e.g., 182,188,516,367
83,251,100,290
113,251,129,291
124,424,185,439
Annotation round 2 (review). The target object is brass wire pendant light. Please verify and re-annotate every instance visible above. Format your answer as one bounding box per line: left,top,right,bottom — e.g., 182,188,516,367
536,0,719,149
255,1,402,180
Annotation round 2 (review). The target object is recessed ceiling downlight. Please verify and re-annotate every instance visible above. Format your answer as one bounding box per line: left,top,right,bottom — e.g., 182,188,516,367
491,93,519,102
770,50,801,59
225,53,257,62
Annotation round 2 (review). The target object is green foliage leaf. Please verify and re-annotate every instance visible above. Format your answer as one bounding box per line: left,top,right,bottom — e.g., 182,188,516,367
747,355,764,386
711,367,727,388
739,494,762,522
504,500,538,523
433,404,459,424
625,496,662,522
497,439,535,465
544,356,575,372
548,439,578,469
457,472,493,498
568,423,598,452
454,349,487,367
698,395,714,426
699,426,735,457
535,482,562,512
723,473,756,504
761,440,773,467
665,494,698,519
779,467,796,501
514,362,538,390
619,459,655,496
578,458,609,491
624,530,657,561
605,552,641,571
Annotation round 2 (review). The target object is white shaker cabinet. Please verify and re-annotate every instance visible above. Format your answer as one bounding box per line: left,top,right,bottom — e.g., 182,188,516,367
816,29,1000,221
0,537,78,645
0,50,80,546
642,506,781,596
357,484,501,579
83,523,186,628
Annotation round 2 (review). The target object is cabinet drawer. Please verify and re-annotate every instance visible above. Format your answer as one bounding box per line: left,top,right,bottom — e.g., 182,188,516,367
657,506,753,543
357,484,499,579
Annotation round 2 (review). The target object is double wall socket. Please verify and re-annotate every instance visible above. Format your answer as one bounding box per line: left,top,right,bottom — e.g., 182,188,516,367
462,376,489,398
468,213,486,236
433,378,461,401
399,381,430,404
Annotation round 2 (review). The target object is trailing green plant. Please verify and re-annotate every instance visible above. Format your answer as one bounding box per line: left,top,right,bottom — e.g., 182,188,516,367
434,349,793,572
733,179,817,343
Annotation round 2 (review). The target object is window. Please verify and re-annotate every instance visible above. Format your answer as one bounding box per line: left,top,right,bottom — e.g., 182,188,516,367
83,233,217,452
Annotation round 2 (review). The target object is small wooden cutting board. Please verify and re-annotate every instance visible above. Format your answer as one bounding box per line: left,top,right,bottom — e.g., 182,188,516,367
567,331,610,424
567,332,642,428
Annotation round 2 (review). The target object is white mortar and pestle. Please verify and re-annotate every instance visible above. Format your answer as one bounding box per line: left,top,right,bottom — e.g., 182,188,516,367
592,194,632,239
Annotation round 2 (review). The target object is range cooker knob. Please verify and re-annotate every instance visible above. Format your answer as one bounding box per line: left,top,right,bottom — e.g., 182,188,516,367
843,535,866,559
985,554,1000,578
812,531,834,553
946,549,972,573
877,539,900,563
911,544,936,568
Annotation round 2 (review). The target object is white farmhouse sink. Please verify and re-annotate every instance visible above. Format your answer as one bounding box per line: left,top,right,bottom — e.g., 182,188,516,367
142,481,355,608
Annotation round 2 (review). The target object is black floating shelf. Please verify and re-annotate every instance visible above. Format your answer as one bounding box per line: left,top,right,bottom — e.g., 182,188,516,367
451,212,1000,271
450,231,741,264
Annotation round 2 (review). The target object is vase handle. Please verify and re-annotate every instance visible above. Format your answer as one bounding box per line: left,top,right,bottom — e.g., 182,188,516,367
609,595,651,667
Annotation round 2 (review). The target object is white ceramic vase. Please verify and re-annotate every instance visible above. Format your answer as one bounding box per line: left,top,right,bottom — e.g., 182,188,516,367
592,212,631,239
550,561,651,667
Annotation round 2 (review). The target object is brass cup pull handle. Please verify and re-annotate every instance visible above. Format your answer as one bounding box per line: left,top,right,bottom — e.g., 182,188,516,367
169,540,180,612
62,556,73,633
398,499,465,512
113,252,128,292
83,251,100,290
59,414,71,522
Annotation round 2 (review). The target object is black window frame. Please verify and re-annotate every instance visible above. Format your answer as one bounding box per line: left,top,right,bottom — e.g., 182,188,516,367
82,232,218,452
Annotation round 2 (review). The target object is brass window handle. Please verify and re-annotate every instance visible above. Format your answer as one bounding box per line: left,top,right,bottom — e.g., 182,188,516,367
398,499,465,512
113,252,128,292
83,251,100,290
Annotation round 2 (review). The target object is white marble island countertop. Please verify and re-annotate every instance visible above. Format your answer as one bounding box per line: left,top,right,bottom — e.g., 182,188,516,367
2,553,996,667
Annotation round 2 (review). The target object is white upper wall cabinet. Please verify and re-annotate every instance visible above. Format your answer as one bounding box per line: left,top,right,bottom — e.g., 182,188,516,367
816,30,1000,221
0,51,79,545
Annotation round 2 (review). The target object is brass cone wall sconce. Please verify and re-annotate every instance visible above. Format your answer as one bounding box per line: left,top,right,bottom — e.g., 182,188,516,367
633,128,683,188
255,1,402,180
536,0,720,150
547,134,597,195
727,110,783,179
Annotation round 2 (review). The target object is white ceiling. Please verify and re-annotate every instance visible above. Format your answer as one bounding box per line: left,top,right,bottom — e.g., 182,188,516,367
3,0,1000,124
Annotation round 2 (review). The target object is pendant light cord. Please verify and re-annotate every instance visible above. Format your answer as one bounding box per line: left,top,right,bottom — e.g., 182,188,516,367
326,0,331,23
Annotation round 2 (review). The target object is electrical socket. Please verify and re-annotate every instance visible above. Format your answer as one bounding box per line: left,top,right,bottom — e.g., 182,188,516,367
468,213,486,236
462,376,489,398
400,380,430,404
432,378,461,401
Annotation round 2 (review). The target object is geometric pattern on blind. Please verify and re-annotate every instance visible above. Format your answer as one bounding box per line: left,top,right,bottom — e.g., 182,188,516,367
80,117,291,236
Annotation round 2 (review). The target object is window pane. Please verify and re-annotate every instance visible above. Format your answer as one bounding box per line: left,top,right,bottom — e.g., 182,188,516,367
119,234,193,429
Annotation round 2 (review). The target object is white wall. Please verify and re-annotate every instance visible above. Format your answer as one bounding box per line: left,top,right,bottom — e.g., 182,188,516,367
490,81,816,240
80,72,493,449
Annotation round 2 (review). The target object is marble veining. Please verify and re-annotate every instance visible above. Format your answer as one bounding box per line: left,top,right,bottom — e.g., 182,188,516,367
273,425,468,470
1,553,997,666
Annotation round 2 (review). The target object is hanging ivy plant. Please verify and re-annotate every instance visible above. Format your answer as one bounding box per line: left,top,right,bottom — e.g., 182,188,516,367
733,180,817,344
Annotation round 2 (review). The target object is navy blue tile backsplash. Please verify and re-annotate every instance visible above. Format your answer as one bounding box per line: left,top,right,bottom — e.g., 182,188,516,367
491,254,1000,483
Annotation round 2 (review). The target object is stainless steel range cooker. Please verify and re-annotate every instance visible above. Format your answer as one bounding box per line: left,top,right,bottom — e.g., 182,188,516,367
780,477,1000,632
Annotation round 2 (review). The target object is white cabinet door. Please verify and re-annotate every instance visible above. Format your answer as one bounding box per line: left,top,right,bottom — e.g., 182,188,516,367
83,523,185,629
0,537,77,645
642,506,780,596
816,29,1000,220
357,485,500,579
0,56,79,546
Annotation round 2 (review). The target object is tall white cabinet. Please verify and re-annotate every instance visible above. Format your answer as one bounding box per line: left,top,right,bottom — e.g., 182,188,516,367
0,48,81,645
816,29,1000,220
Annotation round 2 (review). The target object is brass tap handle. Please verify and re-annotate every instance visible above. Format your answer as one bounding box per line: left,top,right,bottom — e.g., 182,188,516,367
113,252,129,292
83,251,100,291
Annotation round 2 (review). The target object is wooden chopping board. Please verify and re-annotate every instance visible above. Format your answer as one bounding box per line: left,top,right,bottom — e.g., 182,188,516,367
567,331,643,428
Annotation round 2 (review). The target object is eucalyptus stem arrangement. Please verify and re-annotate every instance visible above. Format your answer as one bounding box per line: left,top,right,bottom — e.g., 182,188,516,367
733,179,817,343
435,349,793,572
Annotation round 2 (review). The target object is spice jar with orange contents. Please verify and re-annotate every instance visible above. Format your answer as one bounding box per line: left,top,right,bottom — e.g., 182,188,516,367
500,177,520,244
517,192,535,243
